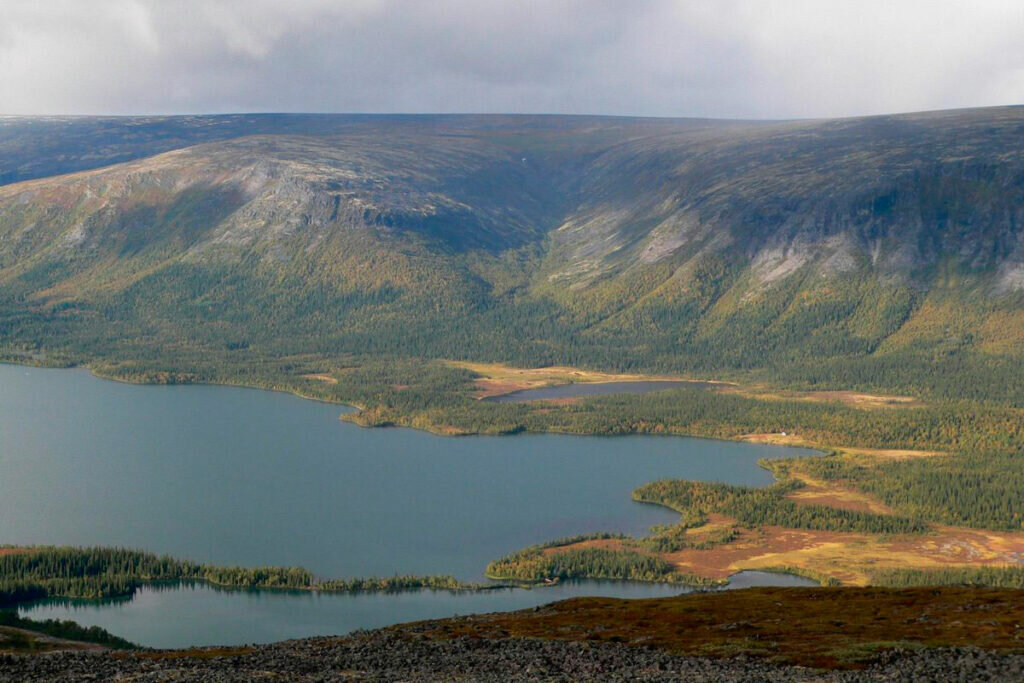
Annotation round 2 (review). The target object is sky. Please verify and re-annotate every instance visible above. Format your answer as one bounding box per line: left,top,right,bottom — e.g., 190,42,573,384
1,0,1022,119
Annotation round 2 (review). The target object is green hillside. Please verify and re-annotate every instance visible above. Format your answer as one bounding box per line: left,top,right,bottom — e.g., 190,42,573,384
0,108,1022,403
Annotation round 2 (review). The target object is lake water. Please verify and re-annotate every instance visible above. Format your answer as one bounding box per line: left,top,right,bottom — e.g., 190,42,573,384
484,380,716,402
21,572,816,649
1,364,817,647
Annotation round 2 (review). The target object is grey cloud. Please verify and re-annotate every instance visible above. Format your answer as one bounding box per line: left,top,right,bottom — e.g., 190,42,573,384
0,0,1021,118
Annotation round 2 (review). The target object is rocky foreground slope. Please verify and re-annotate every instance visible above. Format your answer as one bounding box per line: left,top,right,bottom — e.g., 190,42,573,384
3,631,1022,682
5,588,1024,681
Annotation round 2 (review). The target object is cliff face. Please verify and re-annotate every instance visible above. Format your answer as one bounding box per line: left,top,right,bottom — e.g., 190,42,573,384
0,108,1021,374
545,109,1024,290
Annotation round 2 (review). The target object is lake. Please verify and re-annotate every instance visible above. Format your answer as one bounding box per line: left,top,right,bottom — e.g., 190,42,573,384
1,364,817,647
21,572,816,649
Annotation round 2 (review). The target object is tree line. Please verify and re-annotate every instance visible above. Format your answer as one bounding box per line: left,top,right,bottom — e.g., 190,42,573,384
632,479,929,535
0,547,485,607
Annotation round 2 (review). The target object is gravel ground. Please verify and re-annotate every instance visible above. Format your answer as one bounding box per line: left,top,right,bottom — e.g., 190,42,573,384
2,631,1023,682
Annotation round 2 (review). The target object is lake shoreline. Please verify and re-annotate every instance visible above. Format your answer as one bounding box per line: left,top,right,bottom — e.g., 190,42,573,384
5,360,1021,649
11,361,1006,596
12,587,1024,676
15,570,819,649
0,357,832,453
6,550,815,608
4,360,825,647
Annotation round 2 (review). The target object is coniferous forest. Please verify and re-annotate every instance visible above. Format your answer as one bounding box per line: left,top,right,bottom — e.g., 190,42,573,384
1,112,1023,597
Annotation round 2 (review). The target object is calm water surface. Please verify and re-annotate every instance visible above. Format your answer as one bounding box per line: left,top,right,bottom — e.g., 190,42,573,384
1,364,817,646
22,572,816,649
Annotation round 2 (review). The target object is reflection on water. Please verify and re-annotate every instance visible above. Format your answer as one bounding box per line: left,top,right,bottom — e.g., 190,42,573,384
21,572,818,648
2,364,818,646
0,365,814,580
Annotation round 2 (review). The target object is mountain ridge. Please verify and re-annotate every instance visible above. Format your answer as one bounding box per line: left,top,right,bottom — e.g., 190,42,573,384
1,107,1022,397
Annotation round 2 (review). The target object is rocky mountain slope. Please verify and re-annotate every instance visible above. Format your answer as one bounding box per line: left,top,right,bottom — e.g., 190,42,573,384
0,108,1021,394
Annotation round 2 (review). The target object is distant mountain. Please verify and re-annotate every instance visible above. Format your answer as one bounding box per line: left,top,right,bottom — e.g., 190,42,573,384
0,108,1021,394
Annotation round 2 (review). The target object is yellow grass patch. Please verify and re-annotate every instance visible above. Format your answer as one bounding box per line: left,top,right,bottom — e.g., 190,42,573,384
837,447,944,460
785,473,896,515
723,386,923,410
684,514,738,539
548,521,1024,587
731,525,1024,587
739,435,942,460
447,360,724,399
739,432,811,447
301,373,338,384
448,360,923,411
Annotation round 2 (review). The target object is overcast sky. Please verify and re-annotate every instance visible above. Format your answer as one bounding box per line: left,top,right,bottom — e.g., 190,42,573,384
1,0,1022,119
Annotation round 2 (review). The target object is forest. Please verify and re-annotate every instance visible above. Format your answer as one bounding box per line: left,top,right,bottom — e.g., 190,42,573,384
486,546,720,586
0,110,1022,600
631,479,928,535
869,566,1024,588
793,451,1024,531
0,547,483,607
488,448,1024,586
0,611,136,650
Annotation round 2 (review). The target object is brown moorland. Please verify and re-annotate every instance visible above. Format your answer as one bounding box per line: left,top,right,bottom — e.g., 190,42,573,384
549,522,1024,586
532,453,1024,586
406,586,1024,668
